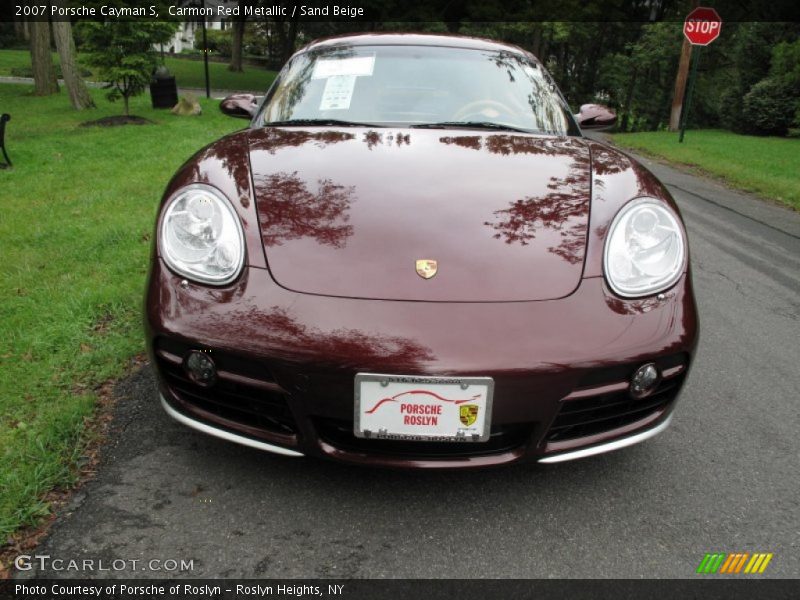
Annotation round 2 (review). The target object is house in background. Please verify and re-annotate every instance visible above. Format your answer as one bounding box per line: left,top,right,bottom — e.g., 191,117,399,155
164,0,238,54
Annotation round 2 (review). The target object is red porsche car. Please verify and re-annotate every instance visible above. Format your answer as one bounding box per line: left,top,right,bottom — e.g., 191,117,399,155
145,33,698,468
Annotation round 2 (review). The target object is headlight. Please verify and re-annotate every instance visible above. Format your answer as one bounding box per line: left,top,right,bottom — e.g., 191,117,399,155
159,184,245,285
604,197,686,298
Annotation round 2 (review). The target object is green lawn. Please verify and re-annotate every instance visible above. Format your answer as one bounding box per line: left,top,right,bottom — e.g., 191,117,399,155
162,55,276,92
0,49,277,92
0,49,27,76
0,84,242,541
611,129,800,211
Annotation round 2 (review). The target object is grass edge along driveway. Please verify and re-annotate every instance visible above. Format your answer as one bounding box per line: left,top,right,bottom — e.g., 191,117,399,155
0,83,243,545
611,129,800,211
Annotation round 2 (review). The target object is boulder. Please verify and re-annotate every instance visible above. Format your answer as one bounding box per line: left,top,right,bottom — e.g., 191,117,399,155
171,95,202,116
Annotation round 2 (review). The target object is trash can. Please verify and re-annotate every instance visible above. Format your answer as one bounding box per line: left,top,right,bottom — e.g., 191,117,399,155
150,67,178,109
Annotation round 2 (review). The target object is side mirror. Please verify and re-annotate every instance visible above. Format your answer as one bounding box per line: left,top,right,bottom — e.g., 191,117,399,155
574,104,617,131
220,94,259,119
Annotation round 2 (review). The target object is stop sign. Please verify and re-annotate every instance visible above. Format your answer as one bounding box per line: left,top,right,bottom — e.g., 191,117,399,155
684,7,722,46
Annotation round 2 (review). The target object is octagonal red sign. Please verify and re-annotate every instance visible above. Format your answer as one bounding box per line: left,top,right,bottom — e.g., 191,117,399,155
684,7,722,46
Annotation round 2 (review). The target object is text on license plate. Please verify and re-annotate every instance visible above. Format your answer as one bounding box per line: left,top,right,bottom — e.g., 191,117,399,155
354,374,494,442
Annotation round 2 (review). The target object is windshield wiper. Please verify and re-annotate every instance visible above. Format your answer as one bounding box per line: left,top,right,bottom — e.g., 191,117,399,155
266,119,384,128
410,121,533,133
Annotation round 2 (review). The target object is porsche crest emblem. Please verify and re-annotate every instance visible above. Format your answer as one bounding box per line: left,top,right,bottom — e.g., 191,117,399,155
415,259,438,279
459,404,479,427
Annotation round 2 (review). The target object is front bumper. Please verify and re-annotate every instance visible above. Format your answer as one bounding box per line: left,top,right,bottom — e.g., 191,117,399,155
160,392,674,464
146,261,698,468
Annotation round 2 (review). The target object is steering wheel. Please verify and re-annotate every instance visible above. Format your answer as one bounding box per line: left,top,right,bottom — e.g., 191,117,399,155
453,99,516,122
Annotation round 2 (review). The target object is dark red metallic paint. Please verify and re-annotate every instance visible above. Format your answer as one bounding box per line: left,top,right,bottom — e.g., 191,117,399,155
146,258,696,467
145,34,698,468
249,129,591,302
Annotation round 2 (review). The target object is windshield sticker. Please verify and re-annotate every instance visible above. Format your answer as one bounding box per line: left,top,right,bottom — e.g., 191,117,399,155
319,75,357,110
312,55,375,79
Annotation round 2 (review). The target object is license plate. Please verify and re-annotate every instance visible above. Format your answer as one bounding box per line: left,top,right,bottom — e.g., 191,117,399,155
354,373,494,442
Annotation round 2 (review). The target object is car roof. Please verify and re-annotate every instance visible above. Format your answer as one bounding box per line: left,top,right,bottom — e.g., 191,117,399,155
298,32,534,61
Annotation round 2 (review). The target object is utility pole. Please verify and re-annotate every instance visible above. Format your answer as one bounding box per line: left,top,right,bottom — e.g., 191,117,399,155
669,39,692,131
679,48,701,143
669,0,698,132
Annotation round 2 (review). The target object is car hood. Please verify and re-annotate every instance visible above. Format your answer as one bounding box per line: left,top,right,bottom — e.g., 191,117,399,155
248,127,591,302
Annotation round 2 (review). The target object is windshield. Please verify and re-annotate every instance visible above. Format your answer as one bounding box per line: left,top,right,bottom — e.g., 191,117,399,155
260,44,578,136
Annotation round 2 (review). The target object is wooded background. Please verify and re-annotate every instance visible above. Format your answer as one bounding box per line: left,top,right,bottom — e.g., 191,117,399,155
2,0,799,134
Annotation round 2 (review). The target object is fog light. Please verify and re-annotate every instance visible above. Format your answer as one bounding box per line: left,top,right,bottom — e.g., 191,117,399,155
184,350,216,386
630,363,659,398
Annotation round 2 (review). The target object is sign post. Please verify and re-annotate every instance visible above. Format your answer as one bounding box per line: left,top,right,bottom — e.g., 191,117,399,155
679,7,722,143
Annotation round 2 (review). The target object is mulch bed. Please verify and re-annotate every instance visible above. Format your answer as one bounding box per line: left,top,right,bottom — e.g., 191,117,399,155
79,115,153,127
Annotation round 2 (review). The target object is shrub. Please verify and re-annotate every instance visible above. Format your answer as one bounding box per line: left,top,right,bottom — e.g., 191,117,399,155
742,78,796,136
205,29,232,57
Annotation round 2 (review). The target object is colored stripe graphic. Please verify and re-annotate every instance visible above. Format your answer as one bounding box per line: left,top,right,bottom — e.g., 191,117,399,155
697,553,726,574
719,553,737,573
734,553,749,573
744,553,774,574
696,554,712,573
697,553,773,574
720,553,748,573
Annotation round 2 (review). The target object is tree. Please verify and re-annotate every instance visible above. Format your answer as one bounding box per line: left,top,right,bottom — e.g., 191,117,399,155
51,0,95,110
13,18,29,42
769,38,800,126
229,0,247,72
714,22,799,132
79,21,175,116
29,20,59,96
262,3,299,66
597,23,682,131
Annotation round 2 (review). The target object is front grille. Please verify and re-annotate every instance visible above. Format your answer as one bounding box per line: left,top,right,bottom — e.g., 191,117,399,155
545,374,684,442
154,337,297,439
315,418,535,459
